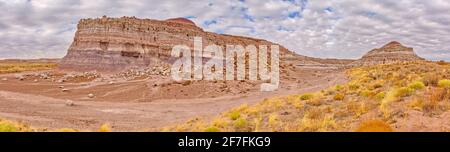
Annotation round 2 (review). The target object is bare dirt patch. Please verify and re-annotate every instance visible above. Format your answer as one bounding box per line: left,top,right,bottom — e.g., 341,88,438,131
0,63,347,131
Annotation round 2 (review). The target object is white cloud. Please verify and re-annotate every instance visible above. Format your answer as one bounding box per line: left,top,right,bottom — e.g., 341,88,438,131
0,0,449,61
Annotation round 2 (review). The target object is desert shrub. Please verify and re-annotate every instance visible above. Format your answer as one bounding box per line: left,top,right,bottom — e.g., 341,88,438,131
305,108,323,119
291,100,304,109
374,92,386,101
204,126,221,132
355,120,393,132
0,121,18,132
395,87,415,97
381,89,399,118
306,94,323,106
299,93,314,101
348,83,360,91
430,88,446,102
372,81,384,89
347,101,367,118
359,90,374,97
98,124,111,132
333,93,345,101
268,114,279,130
423,74,439,86
228,110,241,120
407,81,425,90
333,85,344,91
234,118,248,129
422,88,446,114
438,79,450,88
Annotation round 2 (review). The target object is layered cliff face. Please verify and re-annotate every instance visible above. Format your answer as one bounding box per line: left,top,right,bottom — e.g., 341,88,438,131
351,41,424,66
59,16,299,70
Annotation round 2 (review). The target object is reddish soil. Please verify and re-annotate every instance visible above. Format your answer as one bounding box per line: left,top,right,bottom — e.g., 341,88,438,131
0,64,347,131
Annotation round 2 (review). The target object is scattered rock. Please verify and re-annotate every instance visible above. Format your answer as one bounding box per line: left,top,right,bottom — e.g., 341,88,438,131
65,100,75,106
15,74,25,81
108,81,115,85
62,89,70,92
1,78,7,81
88,93,95,98
59,86,64,89
33,79,38,82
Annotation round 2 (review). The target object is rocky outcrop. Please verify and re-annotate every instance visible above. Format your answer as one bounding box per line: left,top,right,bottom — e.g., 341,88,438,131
59,16,303,71
351,41,424,66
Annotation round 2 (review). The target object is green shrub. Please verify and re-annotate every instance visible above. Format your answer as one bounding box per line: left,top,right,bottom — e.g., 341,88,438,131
359,90,374,97
438,79,450,88
374,92,386,101
349,83,360,91
395,87,415,97
204,126,221,132
408,81,425,90
299,93,314,101
228,111,241,120
0,121,18,132
234,118,248,129
334,85,343,91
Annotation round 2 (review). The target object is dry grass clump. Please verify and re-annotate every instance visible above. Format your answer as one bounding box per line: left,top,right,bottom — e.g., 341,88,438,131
422,74,440,86
333,93,345,101
355,119,393,132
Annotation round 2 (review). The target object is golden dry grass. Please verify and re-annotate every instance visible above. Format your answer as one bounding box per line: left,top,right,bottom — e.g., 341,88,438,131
355,119,393,132
0,62,57,74
165,61,450,132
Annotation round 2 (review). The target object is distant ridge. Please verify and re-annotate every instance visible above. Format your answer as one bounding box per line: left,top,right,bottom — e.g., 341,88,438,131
351,41,425,66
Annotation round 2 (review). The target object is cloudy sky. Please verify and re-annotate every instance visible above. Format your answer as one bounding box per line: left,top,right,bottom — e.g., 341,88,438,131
1,0,449,61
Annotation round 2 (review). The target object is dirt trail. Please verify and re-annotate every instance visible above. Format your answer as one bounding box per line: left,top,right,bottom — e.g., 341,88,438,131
0,68,347,131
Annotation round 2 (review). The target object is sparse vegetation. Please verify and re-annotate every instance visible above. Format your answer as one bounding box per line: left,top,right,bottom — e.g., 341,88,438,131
165,61,450,132
0,118,116,132
0,62,57,74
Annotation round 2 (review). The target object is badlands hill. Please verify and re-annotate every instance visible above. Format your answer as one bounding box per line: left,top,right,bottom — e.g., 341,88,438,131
59,16,320,70
351,41,424,66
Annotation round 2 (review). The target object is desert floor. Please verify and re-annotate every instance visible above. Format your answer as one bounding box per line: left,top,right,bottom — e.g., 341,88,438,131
0,65,346,131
